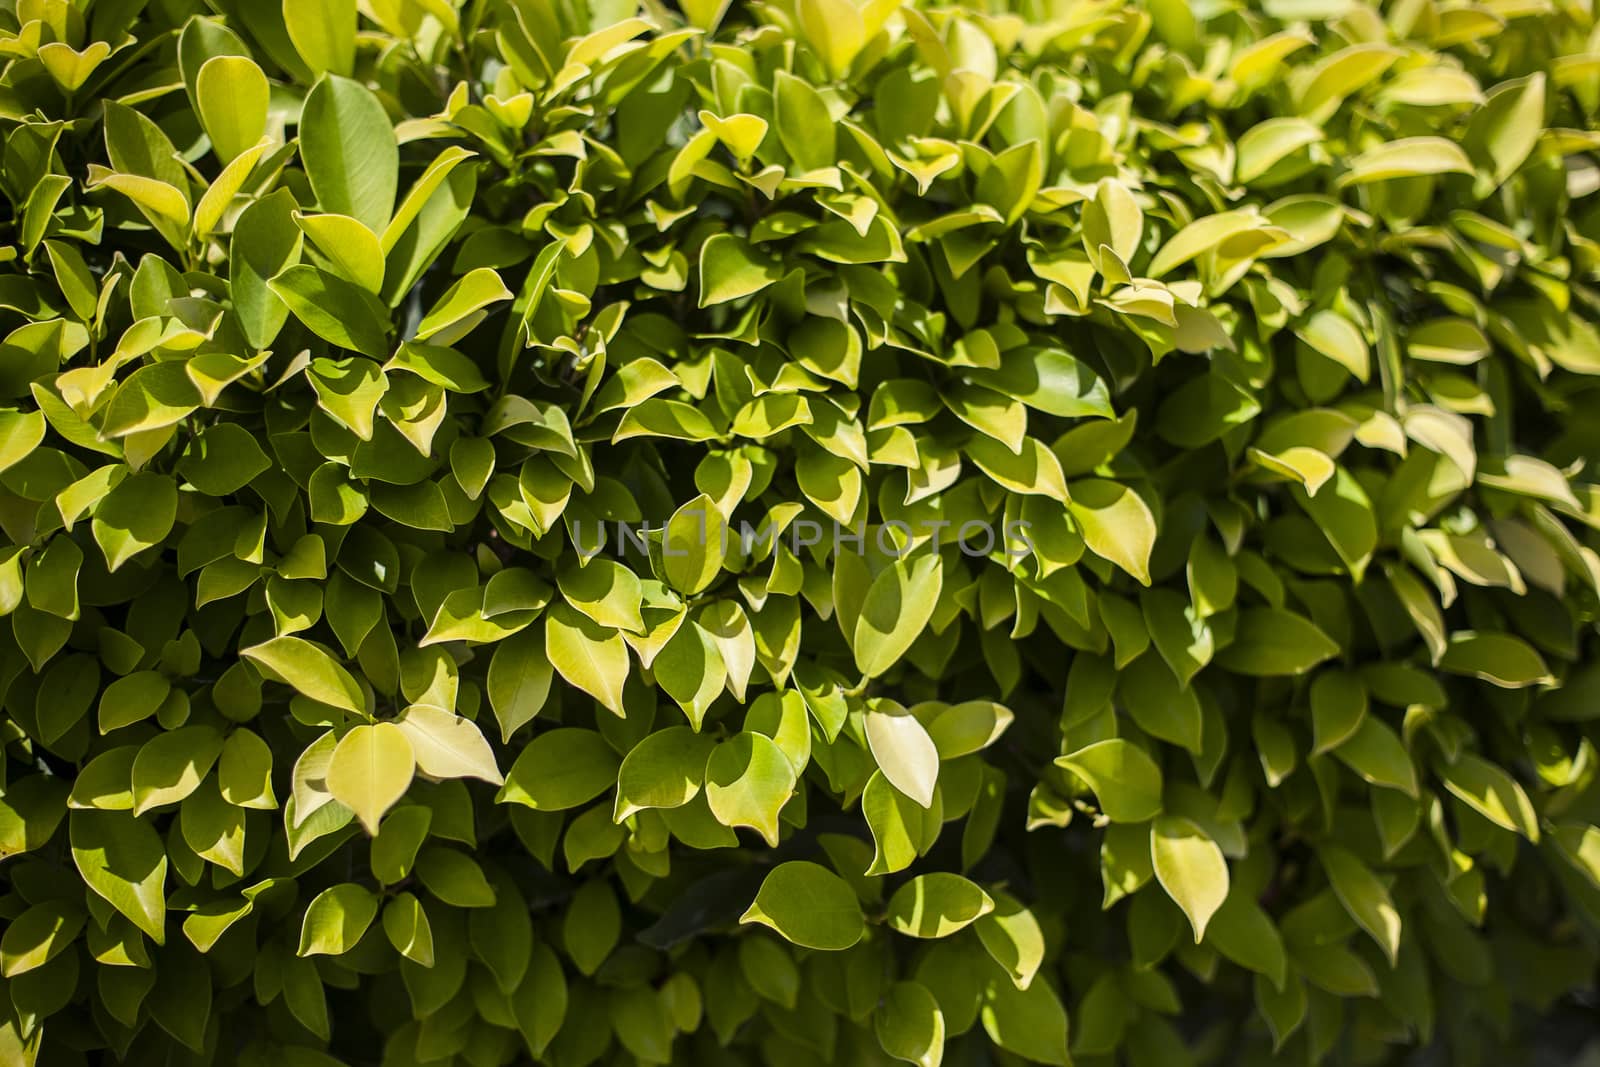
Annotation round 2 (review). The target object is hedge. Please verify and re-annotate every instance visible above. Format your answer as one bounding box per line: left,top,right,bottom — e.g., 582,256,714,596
1,0,1599,1065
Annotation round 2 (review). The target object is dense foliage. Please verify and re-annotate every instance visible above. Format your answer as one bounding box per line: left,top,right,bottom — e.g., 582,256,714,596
2,0,1600,1064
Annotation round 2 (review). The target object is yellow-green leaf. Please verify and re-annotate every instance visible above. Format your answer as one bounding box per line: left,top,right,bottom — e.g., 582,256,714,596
325,723,416,834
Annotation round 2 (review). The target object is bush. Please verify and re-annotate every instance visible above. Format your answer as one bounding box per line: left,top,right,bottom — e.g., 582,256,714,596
2,0,1600,1064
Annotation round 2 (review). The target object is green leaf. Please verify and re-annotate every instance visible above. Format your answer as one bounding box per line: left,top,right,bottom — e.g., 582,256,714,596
544,603,630,717
416,267,513,341
39,39,113,91
498,728,620,811
242,636,366,714
98,671,171,734
383,892,434,966
1438,752,1540,841
269,265,391,357
562,881,619,974
70,748,140,814
740,861,864,951
132,725,225,815
382,145,477,256
1310,670,1367,756
103,98,187,190
45,239,96,322
974,893,1046,990
181,784,245,877
1319,845,1400,965
681,0,732,29
1294,42,1401,115
923,700,1013,759
27,535,82,620
470,880,533,992
71,810,167,944
294,211,386,293
948,384,1026,452
969,347,1113,419
1056,739,1164,823
195,141,271,239
1069,479,1155,584
1255,973,1307,1051
371,805,430,884
662,494,727,595
1338,137,1474,185
863,771,941,876
299,75,398,233
179,423,271,495
1331,715,1418,796
218,728,277,809
558,559,645,634
415,847,496,908
100,362,200,438
1467,73,1545,190
1553,823,1600,891
382,152,477,304
394,704,504,785
875,981,945,1067
885,873,995,938
1206,888,1287,990
855,553,942,678
704,732,796,846
487,629,553,742
391,343,491,393
1294,309,1370,382
1215,608,1340,676
980,966,1072,1066
195,56,268,163
298,883,379,956
326,722,415,834
865,701,941,809
1372,789,1422,860
1151,814,1228,943
698,234,783,307
1408,317,1490,366
1083,176,1144,265
231,188,304,349
966,434,1072,503
774,69,837,172
511,942,567,1055
284,0,356,77
0,409,46,475
96,107,187,247
614,398,719,443
614,727,716,822
0,900,86,977
1296,468,1376,576
1118,653,1203,754
92,472,177,572
1438,632,1552,688
1148,208,1268,277
1237,117,1324,183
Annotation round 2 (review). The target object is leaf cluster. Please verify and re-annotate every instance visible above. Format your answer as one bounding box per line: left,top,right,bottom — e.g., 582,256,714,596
1,1,1600,1066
